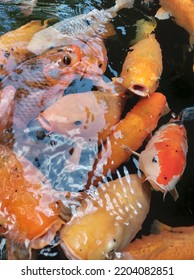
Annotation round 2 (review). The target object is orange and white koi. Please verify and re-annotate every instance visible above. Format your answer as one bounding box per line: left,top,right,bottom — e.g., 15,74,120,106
60,171,151,260
133,121,188,200
113,34,163,96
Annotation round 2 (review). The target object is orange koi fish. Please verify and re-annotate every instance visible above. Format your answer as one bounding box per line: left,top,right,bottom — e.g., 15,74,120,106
0,44,83,132
155,0,194,47
0,144,86,259
135,121,188,200
27,0,134,55
85,92,168,188
113,35,163,96
0,144,62,258
0,20,48,80
60,172,151,260
121,220,194,260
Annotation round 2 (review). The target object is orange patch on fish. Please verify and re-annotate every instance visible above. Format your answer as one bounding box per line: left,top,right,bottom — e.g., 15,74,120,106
0,20,48,80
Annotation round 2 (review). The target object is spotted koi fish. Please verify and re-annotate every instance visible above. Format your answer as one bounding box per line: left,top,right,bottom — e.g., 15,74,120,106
134,120,188,200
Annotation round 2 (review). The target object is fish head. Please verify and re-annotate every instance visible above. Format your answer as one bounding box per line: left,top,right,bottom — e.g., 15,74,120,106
42,44,83,86
115,57,160,96
78,37,108,76
38,92,107,138
59,203,124,260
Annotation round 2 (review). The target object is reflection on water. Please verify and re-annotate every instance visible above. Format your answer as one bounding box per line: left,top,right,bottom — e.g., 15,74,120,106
0,0,194,259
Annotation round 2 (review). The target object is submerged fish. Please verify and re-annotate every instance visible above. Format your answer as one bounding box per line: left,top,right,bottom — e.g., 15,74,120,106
0,20,48,80
113,35,163,96
0,144,62,258
60,172,151,260
38,91,127,141
38,90,127,168
0,44,84,132
121,220,194,260
133,121,188,200
27,0,135,55
155,0,194,47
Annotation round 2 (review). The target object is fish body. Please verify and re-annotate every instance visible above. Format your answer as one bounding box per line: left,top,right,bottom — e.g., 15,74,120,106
114,35,163,96
156,0,194,46
38,91,127,142
27,0,135,55
0,20,48,80
0,144,63,256
122,220,194,260
60,173,151,260
138,122,188,199
85,92,167,188
0,44,85,131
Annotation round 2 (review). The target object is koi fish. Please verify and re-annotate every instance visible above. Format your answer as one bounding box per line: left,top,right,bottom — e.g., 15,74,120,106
0,44,84,132
0,144,62,258
38,90,127,168
113,35,163,96
155,0,194,47
121,220,194,260
133,121,188,200
60,171,151,260
0,20,49,80
38,91,127,141
85,92,168,188
0,144,87,259
27,0,135,55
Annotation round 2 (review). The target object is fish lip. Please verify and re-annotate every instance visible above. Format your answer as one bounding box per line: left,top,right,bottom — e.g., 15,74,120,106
38,114,52,132
129,84,149,97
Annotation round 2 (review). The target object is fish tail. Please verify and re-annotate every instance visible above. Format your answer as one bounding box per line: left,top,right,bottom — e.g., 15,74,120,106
113,0,135,13
150,220,172,234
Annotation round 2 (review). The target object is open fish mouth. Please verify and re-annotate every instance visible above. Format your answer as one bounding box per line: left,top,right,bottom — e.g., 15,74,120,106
130,84,149,96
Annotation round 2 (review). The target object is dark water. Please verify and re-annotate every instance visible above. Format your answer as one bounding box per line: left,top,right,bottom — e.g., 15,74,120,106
0,0,194,259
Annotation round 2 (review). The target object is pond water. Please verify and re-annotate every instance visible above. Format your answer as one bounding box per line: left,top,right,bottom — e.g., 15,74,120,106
0,0,194,259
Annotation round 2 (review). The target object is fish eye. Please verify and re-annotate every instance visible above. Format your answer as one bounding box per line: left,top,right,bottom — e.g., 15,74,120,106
63,55,71,65
74,120,82,126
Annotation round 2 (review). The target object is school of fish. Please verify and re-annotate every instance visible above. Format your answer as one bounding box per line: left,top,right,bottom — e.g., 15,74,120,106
0,0,194,260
